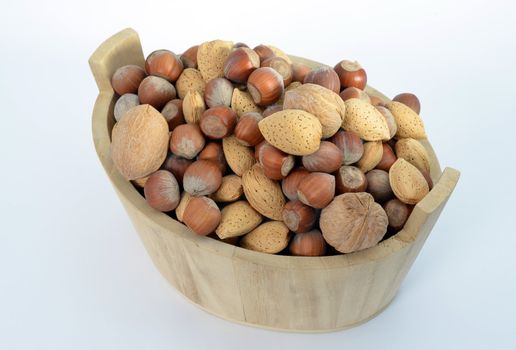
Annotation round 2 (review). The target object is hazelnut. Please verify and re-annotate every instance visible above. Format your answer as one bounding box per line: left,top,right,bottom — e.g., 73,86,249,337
204,78,234,108
376,143,397,171
258,143,295,180
145,49,183,82
234,112,264,146
375,106,397,139
335,165,368,194
182,196,221,236
161,153,193,186
111,65,147,95
302,141,343,173
175,192,192,222
200,106,237,139
282,200,316,233
138,76,176,110
261,57,293,87
183,159,222,196
253,44,275,63
169,124,205,159
303,66,340,94
114,93,139,122
330,130,364,165
281,168,310,201
333,60,367,90
366,169,394,203
183,90,206,124
289,230,327,256
297,172,335,209
143,170,180,212
223,47,260,83
180,45,199,69
291,62,311,83
393,92,421,114
161,99,185,131
262,104,283,117
339,87,371,103
383,198,412,231
234,42,249,48
247,67,284,106
198,142,227,174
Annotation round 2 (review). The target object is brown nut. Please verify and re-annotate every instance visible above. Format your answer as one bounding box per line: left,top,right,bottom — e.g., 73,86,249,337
182,196,221,236
198,142,227,174
240,221,290,254
334,60,367,90
161,153,193,186
204,77,234,108
138,76,176,110
376,143,397,171
210,175,243,202
223,47,260,83
375,105,398,139
200,106,237,139
330,130,364,165
253,44,275,63
366,169,394,203
335,165,368,194
289,230,327,256
222,135,256,176
262,104,283,117
394,138,430,173
389,158,429,204
393,92,421,114
143,170,180,212
215,200,262,239
183,90,206,124
282,200,316,233
281,168,310,201
357,141,383,173
169,124,206,159
111,65,147,95
180,45,199,69
234,112,264,146
247,67,284,106
261,56,293,87
242,164,285,220
303,66,340,94
230,88,262,117
161,99,185,131
302,141,343,173
183,159,222,196
291,62,311,83
114,93,139,122
175,68,206,99
383,198,412,231
145,49,183,82
339,87,371,102
320,192,388,253
297,172,335,209
258,143,295,180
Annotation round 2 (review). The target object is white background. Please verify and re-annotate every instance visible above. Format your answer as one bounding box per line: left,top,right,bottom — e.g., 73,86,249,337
1,0,515,349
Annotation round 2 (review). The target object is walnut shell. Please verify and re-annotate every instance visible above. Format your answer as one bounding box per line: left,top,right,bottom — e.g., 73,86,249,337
320,192,388,253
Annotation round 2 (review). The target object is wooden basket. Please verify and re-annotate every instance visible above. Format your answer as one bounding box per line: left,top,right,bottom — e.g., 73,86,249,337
89,28,460,332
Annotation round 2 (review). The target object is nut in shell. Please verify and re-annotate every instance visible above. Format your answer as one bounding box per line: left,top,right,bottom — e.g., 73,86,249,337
210,175,243,202
222,135,256,176
183,90,206,124
357,141,383,173
175,68,206,99
389,158,429,205
343,98,390,141
197,40,234,82
231,88,262,117
240,221,290,254
215,200,263,239
387,101,426,139
394,138,430,172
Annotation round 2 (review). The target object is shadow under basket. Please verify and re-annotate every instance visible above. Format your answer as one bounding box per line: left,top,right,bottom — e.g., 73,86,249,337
89,28,460,332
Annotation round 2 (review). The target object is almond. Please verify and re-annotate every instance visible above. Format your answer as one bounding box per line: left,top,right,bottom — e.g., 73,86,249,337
266,45,292,64
387,101,426,139
389,158,430,205
242,164,286,220
175,68,206,99
343,98,390,141
394,138,430,172
215,200,263,239
183,90,206,124
357,141,384,173
175,192,192,222
240,221,290,254
258,109,322,156
231,88,262,117
222,135,256,176
283,83,345,138
210,175,243,202
111,104,169,180
197,40,233,82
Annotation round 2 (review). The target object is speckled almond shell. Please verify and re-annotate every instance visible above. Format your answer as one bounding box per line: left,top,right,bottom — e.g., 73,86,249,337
231,89,262,117
395,138,430,172
222,135,256,176
197,40,233,82
357,141,383,173
266,45,292,64
215,201,263,239
240,221,290,254
258,109,322,156
175,68,206,99
387,101,426,139
110,104,169,180
389,158,429,205
175,192,192,223
283,83,345,139
183,90,206,124
210,175,243,202
343,98,390,141
242,164,286,220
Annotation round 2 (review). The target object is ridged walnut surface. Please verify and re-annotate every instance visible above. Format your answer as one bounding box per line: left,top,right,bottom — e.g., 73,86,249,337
89,28,460,332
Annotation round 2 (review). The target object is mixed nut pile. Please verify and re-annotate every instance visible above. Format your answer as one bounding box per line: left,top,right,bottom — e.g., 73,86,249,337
109,40,432,256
